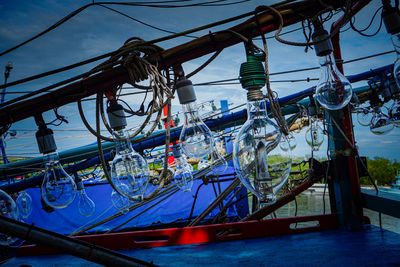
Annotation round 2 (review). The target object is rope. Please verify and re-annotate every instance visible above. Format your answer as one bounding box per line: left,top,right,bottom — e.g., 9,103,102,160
258,19,289,136
142,98,172,200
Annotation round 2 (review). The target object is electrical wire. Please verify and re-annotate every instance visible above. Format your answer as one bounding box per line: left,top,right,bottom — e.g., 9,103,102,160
0,0,258,57
0,0,300,96
193,78,318,86
97,4,198,38
350,6,383,37
186,50,223,78
0,43,391,112
0,26,304,94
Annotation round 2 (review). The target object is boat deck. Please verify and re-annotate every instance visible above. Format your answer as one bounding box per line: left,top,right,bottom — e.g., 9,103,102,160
4,225,400,266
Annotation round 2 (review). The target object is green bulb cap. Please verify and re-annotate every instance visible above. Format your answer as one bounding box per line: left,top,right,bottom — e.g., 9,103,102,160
239,53,266,89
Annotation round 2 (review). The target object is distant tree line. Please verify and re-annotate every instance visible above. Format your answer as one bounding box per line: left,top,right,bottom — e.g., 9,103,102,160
360,157,400,186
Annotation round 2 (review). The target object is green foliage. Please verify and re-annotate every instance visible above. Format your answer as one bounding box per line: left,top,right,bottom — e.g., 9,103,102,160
360,157,400,186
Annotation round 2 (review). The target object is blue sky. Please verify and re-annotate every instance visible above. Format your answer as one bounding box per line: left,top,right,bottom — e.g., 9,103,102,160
0,0,399,161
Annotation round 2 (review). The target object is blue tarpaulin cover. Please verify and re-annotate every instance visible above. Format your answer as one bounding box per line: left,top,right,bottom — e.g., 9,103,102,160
23,168,247,235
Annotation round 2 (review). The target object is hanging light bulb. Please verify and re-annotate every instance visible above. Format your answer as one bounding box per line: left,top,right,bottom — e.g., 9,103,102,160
287,133,297,151
383,0,400,89
35,122,76,209
305,118,325,151
210,140,228,175
111,187,130,214
176,77,214,159
0,189,19,245
198,158,209,169
389,98,400,127
312,22,352,110
356,107,374,126
388,74,400,127
279,133,296,152
350,91,361,108
358,86,384,127
382,1,400,126
392,32,400,88
370,107,394,135
171,144,194,192
16,191,33,220
174,114,180,126
75,178,95,217
107,99,150,201
211,101,217,112
233,45,291,208
304,97,324,151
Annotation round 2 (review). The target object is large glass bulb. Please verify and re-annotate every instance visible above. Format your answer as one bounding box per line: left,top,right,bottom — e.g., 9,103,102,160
111,186,130,214
392,33,400,88
370,107,394,135
315,53,352,110
389,98,400,127
233,99,291,208
16,191,33,220
279,133,297,151
110,129,150,201
0,189,19,245
198,159,209,169
179,102,214,158
76,180,95,217
172,146,194,192
305,117,324,151
41,152,77,209
210,143,228,175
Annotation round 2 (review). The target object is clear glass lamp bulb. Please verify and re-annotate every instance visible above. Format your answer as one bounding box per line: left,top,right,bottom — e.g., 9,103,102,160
198,159,210,169
210,141,228,175
76,181,95,217
41,152,77,209
279,133,297,151
172,145,194,192
173,152,194,192
392,33,400,88
357,107,373,126
233,99,291,208
389,98,400,127
315,53,352,110
111,185,130,214
16,191,33,220
179,102,214,159
110,129,150,201
370,107,394,135
0,189,19,245
305,117,324,151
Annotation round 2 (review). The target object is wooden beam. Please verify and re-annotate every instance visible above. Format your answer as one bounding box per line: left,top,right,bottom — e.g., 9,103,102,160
0,0,336,127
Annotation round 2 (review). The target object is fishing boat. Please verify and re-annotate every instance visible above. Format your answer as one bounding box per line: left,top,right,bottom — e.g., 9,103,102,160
393,171,400,190
379,170,400,194
0,0,399,266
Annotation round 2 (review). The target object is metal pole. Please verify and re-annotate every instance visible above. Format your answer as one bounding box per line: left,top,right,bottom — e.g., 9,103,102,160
0,62,12,165
0,84,381,192
0,215,157,267
188,178,241,226
326,0,370,229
